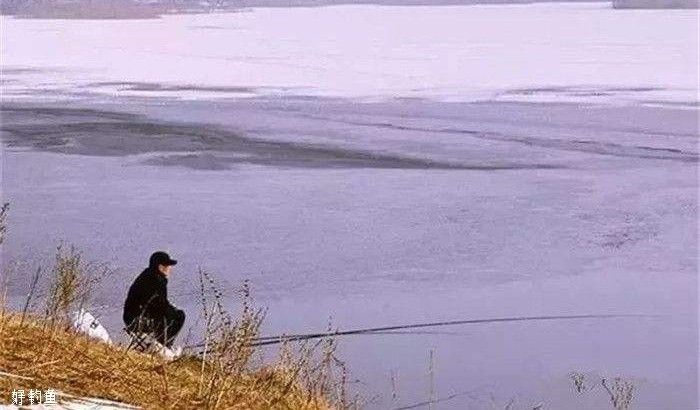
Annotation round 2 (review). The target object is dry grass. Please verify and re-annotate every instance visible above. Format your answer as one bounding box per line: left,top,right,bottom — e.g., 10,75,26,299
0,313,335,409
570,371,636,410
0,203,8,245
44,244,110,326
191,268,355,409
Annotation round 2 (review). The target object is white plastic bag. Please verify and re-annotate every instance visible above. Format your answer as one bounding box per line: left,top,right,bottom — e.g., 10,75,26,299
72,309,112,345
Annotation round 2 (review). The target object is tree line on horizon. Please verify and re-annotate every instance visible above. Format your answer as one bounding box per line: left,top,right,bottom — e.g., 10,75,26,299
0,0,235,18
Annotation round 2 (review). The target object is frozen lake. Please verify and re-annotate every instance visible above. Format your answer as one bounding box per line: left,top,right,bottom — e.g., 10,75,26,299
1,2,698,105
1,2,698,409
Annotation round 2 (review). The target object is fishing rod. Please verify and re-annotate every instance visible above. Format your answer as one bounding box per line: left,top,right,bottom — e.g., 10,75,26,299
190,313,654,350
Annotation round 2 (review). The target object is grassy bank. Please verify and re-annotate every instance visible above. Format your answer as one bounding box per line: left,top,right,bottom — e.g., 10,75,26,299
0,312,336,409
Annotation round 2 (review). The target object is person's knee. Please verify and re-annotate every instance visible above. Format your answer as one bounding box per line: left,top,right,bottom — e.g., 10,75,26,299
169,309,185,329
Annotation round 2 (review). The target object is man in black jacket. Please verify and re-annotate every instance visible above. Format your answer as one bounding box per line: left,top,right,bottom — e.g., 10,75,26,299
123,251,185,348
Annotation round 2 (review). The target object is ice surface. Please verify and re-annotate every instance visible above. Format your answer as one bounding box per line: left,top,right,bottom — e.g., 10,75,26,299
1,97,697,409
2,3,699,105
0,2,698,409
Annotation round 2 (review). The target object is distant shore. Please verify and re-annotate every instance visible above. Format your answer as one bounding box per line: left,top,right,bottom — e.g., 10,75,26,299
4,0,698,21
1,0,609,20
612,0,699,8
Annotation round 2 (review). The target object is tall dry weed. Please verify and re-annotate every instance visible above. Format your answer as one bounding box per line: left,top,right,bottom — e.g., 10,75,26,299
44,244,110,326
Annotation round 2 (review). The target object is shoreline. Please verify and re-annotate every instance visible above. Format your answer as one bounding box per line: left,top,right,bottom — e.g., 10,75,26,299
2,0,611,20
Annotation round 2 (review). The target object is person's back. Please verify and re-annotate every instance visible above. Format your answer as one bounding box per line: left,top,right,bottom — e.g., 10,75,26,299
123,266,167,325
123,251,185,348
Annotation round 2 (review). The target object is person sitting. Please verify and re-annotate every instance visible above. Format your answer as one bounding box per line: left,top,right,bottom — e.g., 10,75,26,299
123,251,185,350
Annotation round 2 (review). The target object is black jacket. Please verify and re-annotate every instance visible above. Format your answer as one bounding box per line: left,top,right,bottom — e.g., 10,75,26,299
123,266,176,326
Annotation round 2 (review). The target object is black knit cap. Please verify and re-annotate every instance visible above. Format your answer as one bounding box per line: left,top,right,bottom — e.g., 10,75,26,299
149,251,177,268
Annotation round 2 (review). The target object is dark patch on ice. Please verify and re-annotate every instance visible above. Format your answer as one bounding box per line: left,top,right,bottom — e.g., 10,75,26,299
140,151,559,171
501,85,666,97
502,86,570,95
1,106,141,122
0,105,560,171
190,25,241,30
570,92,614,97
640,100,700,108
289,113,699,163
143,153,234,170
442,128,698,163
607,87,663,93
0,67,46,75
84,81,258,94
